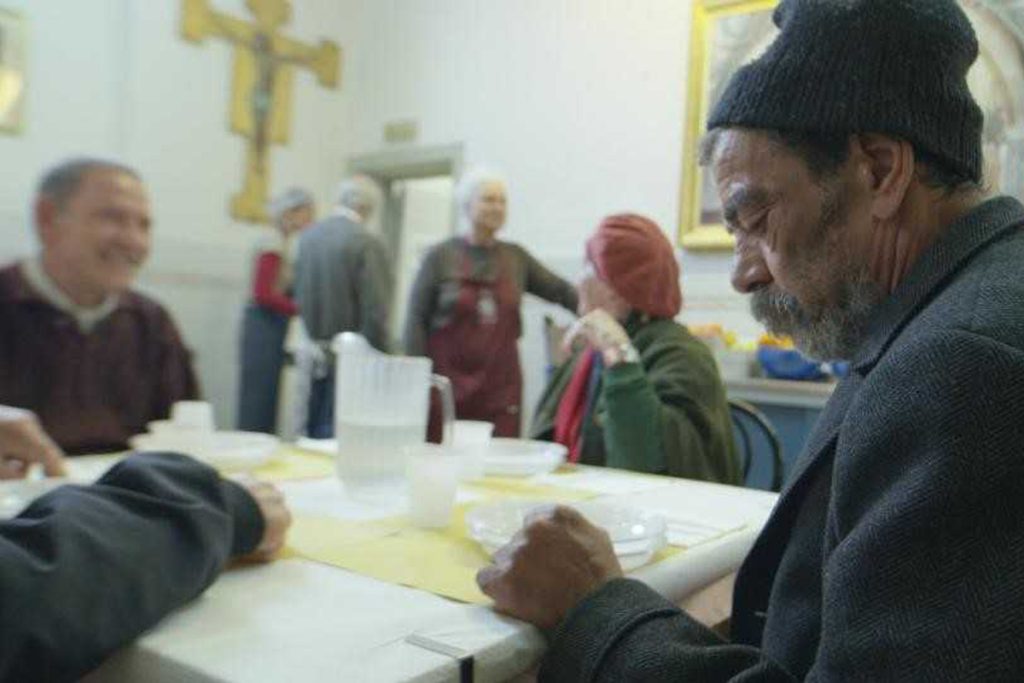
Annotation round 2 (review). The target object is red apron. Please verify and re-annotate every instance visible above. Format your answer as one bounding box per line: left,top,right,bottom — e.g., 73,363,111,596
427,242,523,439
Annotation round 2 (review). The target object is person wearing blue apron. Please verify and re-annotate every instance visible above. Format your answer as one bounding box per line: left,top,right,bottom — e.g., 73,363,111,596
237,188,315,433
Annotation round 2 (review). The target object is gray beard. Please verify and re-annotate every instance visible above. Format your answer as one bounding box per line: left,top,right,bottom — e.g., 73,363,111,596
750,272,884,361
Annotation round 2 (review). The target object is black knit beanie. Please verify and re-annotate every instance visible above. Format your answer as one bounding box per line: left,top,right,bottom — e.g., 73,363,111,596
707,0,984,181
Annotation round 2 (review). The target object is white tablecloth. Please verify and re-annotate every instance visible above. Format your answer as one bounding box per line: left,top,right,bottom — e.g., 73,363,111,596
81,461,777,682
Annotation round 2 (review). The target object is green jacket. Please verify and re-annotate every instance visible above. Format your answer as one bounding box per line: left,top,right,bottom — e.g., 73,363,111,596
531,315,739,484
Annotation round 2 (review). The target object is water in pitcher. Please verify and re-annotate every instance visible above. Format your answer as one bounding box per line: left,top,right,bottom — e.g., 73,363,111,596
335,418,425,498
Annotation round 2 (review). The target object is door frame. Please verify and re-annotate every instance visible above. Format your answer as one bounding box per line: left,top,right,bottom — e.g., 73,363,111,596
347,144,464,347
348,144,464,265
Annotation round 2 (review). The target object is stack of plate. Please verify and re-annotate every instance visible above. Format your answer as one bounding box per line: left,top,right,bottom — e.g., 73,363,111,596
0,478,67,519
465,499,666,571
129,430,280,472
481,438,567,477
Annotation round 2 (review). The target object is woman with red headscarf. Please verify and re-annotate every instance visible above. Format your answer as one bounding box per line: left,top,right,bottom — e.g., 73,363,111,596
531,214,739,483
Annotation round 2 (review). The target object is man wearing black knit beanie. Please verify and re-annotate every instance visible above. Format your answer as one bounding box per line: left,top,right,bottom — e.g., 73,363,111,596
477,1,1024,680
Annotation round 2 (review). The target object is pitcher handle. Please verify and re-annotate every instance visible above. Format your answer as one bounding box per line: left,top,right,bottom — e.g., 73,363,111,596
430,374,456,445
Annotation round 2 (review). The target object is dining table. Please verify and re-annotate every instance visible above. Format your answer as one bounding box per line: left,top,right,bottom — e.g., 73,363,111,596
71,443,779,683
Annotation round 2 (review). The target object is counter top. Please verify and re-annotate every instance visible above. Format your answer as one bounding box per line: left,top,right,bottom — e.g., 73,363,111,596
725,377,836,410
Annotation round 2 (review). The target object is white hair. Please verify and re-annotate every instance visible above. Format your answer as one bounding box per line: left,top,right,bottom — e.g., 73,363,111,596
267,187,314,224
336,175,384,220
454,167,507,217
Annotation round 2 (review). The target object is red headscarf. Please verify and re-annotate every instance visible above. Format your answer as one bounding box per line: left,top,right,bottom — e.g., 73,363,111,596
585,213,682,319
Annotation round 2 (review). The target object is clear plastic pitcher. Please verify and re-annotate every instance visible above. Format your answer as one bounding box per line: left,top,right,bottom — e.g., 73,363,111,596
332,333,454,498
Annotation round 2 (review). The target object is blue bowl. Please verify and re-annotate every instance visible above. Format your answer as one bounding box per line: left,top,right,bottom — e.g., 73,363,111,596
828,361,851,378
756,347,827,381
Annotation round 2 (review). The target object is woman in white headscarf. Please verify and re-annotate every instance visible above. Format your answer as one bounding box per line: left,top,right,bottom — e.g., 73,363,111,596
237,188,316,433
403,169,577,437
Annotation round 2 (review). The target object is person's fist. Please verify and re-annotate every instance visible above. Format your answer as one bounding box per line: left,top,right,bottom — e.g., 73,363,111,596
563,310,634,366
477,505,623,630
240,480,292,562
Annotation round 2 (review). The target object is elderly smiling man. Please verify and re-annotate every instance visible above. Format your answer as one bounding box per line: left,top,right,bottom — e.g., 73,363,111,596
478,0,1024,680
0,158,198,454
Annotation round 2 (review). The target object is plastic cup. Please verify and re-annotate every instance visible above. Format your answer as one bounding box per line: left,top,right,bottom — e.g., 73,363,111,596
171,401,215,432
453,420,494,447
405,444,460,528
452,420,493,480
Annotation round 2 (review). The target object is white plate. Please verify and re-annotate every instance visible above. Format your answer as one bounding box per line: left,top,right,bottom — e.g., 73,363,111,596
294,437,337,456
129,431,280,471
0,478,69,519
481,438,567,477
465,499,667,571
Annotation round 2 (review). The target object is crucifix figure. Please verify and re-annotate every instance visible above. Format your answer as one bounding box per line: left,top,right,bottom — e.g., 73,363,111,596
182,0,340,223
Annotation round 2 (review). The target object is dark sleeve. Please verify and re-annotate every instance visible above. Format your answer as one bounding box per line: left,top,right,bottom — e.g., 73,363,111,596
541,329,1024,681
540,579,773,682
520,246,578,312
0,451,264,682
402,247,441,356
529,353,577,441
359,236,394,352
602,331,739,484
154,307,200,420
252,251,298,317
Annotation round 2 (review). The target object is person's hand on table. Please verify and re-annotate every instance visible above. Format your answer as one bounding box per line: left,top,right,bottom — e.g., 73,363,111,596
239,480,292,562
476,505,624,631
563,309,637,368
0,405,67,480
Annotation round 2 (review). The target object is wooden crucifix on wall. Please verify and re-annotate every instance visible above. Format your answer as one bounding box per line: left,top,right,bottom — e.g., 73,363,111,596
181,0,340,223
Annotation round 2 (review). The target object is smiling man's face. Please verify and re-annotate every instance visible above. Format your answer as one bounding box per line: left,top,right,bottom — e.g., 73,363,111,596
38,168,152,305
712,128,883,360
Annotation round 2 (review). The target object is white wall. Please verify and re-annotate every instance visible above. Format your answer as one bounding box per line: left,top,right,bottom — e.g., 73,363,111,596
0,0,360,427
390,175,455,345
346,0,697,254
341,0,758,424
3,0,759,431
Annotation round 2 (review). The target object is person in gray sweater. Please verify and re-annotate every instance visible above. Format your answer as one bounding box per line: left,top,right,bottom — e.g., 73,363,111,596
293,175,392,437
477,1,1024,679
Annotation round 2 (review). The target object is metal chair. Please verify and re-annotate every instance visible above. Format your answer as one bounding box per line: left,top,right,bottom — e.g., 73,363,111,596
728,398,784,492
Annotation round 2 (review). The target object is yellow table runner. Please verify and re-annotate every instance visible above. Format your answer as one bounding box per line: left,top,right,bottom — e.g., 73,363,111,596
250,447,334,481
285,474,680,604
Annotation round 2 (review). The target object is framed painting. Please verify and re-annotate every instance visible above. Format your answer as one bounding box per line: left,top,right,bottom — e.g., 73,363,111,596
963,0,1024,202
677,0,1024,251
0,8,26,135
678,0,779,251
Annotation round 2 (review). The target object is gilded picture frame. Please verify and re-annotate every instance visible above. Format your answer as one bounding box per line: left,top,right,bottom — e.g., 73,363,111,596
679,0,779,251
963,0,1024,202
0,8,27,135
678,0,1024,250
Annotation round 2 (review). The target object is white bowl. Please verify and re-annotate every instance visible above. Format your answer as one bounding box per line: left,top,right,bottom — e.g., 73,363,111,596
481,438,567,477
130,431,280,471
147,420,183,435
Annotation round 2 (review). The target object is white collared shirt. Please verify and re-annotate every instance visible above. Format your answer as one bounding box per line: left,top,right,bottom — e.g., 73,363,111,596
20,258,119,333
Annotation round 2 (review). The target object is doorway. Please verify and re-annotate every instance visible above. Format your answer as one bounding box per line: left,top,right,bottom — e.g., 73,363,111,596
347,145,463,350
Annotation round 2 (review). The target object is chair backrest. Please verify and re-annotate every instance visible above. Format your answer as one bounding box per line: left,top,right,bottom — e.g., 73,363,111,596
542,314,571,377
728,398,784,492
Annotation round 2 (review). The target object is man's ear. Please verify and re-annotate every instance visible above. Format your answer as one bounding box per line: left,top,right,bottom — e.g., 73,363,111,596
34,196,60,248
851,134,915,221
